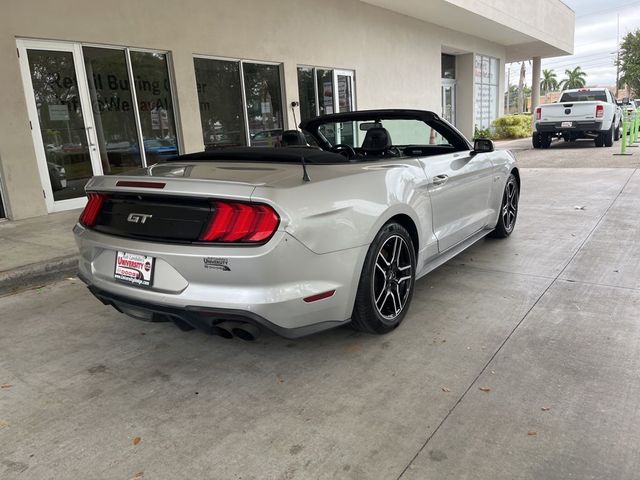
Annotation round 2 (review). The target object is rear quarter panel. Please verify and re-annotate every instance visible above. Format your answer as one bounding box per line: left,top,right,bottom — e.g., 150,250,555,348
251,160,435,257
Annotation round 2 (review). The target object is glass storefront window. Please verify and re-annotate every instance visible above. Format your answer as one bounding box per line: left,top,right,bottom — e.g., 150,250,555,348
130,51,178,164
83,47,142,174
317,69,334,116
297,66,316,122
194,58,246,149
475,54,499,130
243,63,284,146
441,54,456,79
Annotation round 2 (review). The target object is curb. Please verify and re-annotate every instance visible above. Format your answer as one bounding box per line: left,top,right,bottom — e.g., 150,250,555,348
0,254,78,297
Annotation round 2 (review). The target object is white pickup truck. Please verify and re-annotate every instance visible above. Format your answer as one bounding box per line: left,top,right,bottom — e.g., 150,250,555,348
533,88,622,149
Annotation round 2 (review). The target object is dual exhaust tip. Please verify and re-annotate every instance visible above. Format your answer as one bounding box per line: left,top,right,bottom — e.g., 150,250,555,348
210,321,260,341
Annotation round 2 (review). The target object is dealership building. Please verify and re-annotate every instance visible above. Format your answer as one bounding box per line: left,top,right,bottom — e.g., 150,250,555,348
0,0,574,221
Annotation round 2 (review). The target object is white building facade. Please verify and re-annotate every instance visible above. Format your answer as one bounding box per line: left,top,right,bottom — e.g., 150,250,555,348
0,0,574,220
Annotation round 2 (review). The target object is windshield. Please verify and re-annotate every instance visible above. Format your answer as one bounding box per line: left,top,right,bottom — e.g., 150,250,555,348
314,119,452,149
559,91,607,102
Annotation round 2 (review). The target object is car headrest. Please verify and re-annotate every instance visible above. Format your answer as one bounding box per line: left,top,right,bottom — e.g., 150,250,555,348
280,130,308,147
361,127,392,153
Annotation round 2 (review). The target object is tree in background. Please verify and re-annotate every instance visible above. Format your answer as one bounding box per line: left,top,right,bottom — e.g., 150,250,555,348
619,30,640,95
540,69,559,94
559,67,587,90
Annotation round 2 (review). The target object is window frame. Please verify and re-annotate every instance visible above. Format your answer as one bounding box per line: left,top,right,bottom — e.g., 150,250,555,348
297,65,357,119
193,54,287,147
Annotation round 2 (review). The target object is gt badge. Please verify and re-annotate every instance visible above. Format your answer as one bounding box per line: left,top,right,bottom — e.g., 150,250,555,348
203,257,231,271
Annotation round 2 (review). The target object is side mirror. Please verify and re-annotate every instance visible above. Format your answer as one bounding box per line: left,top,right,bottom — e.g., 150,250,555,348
472,138,494,155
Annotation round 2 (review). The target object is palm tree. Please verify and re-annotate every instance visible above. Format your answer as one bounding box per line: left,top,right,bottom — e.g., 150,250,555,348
540,69,558,94
559,67,587,90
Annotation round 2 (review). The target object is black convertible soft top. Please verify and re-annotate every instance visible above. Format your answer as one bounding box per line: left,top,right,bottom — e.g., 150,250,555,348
299,109,439,131
166,147,347,164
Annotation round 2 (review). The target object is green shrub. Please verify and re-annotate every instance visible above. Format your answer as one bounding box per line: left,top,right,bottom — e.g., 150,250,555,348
492,114,533,139
474,125,493,139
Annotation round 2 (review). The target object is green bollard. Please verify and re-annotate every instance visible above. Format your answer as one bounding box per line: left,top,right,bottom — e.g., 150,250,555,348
614,108,633,155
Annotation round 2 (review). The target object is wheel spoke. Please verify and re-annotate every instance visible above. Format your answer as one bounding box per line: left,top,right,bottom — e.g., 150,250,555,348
375,281,386,304
398,275,411,284
377,251,391,267
390,237,399,263
398,263,412,272
389,289,399,314
375,263,386,275
378,290,391,310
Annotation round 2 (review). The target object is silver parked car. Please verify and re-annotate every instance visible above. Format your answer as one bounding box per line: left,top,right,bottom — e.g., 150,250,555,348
74,110,519,340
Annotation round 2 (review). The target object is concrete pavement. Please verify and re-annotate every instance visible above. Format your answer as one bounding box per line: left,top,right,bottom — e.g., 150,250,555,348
0,209,79,295
496,137,640,168
1,166,638,479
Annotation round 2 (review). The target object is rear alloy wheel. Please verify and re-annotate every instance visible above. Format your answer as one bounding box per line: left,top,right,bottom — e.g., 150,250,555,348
351,223,416,334
490,173,519,238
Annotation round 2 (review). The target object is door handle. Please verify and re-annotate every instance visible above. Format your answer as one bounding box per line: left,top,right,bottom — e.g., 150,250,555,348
86,126,97,147
432,174,449,186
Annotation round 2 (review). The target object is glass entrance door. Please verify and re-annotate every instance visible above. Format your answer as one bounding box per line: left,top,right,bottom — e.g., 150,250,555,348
442,81,456,125
18,40,179,213
19,40,102,211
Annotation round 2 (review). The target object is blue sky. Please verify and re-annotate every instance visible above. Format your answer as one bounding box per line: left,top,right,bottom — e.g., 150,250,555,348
507,0,640,87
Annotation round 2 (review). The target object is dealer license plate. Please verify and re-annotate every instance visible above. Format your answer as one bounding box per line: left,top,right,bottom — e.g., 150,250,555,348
114,251,155,287
561,121,573,128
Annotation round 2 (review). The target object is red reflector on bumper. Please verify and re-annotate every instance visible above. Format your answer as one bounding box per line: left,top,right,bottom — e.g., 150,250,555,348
303,290,336,303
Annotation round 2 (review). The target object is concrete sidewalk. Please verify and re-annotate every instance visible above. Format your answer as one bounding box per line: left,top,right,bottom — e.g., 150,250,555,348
0,209,80,296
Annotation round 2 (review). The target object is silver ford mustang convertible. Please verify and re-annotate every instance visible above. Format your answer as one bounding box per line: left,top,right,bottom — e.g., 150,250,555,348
74,109,519,340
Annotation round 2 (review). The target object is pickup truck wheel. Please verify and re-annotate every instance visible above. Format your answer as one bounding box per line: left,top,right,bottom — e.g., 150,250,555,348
532,133,541,149
541,134,552,149
614,125,621,141
604,126,614,147
351,223,416,334
595,135,604,147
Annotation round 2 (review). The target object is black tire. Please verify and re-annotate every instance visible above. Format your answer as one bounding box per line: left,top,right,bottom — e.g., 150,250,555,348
604,126,614,147
541,133,552,149
614,125,621,141
532,132,541,149
594,134,604,147
351,223,416,334
489,173,519,238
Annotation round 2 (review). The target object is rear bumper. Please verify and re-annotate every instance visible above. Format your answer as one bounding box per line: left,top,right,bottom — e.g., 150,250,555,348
535,121,604,134
74,224,368,338
82,279,345,338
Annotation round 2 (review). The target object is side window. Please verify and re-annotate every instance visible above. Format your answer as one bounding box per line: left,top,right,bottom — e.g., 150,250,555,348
427,121,468,151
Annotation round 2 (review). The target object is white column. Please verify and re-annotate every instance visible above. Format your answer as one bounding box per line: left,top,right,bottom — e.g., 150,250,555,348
531,56,541,112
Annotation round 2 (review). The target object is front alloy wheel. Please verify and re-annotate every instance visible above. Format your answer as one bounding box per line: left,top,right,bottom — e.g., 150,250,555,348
373,235,413,321
351,223,416,334
490,173,519,238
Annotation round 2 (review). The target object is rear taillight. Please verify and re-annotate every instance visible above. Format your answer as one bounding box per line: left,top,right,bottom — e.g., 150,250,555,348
596,104,604,118
199,201,280,243
535,107,542,121
79,193,107,227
